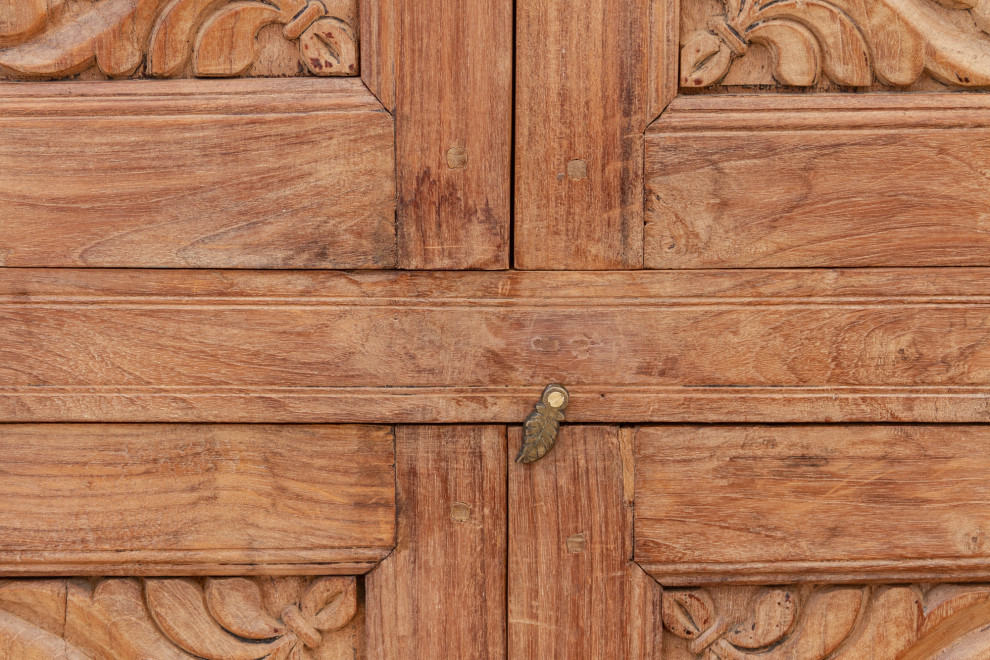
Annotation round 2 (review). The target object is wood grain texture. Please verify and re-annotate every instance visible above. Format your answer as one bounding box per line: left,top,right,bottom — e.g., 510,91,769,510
680,0,990,88
646,93,990,268
365,426,506,658
6,268,990,423
662,584,990,660
394,0,510,269
0,0,359,80
636,425,990,584
649,0,678,121
508,426,663,658
358,0,394,111
0,79,395,268
0,576,364,658
0,424,395,575
514,0,649,269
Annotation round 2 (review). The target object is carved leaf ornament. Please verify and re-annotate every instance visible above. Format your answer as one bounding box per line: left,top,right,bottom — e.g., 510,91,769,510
0,0,358,79
515,384,570,464
682,0,990,87
663,584,990,659
0,576,358,659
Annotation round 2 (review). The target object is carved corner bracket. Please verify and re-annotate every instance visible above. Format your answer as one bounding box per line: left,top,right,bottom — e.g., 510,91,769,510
0,0,359,80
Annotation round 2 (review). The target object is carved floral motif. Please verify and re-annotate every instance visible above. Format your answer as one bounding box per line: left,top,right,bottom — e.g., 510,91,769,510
663,583,990,659
0,576,360,659
682,0,990,87
0,0,358,79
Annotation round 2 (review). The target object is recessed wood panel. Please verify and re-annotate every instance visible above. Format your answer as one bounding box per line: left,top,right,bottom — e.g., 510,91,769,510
635,425,990,584
0,424,395,575
0,79,395,268
646,94,990,268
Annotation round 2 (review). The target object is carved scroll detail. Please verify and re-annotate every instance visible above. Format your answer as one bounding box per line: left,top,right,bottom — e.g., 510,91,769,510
682,0,990,88
0,0,358,79
0,576,360,659
662,584,990,659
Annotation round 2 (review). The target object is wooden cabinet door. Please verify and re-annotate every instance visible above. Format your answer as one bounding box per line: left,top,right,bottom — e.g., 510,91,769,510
11,0,990,656
509,0,990,657
0,0,512,657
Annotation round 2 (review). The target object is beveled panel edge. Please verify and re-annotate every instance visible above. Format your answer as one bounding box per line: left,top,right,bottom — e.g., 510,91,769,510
639,558,990,587
3,386,990,424
650,91,990,132
0,77,385,115
0,549,390,577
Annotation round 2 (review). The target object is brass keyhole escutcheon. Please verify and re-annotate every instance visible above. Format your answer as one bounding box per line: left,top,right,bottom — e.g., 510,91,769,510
515,384,570,464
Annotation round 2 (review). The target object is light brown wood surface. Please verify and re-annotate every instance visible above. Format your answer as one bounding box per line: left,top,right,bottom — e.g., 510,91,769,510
0,424,395,575
636,425,990,584
514,0,650,269
393,0,511,269
366,426,506,658
509,425,663,658
359,0,394,110
0,79,395,268
646,93,990,268
0,576,364,659
6,268,990,423
648,0,678,120
9,0,990,650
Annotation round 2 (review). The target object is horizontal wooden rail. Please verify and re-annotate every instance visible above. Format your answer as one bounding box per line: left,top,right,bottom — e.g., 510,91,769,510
4,268,990,423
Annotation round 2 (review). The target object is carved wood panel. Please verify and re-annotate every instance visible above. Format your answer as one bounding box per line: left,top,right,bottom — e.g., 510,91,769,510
681,0,990,90
663,584,990,659
0,576,362,658
0,0,358,80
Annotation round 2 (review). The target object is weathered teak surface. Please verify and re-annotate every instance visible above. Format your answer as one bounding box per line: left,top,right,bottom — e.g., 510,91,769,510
6,268,990,423
0,425,395,575
0,80,396,268
7,0,990,655
636,425,990,584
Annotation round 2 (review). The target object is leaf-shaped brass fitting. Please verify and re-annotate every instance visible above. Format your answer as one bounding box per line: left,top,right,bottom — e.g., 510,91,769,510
515,384,570,464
